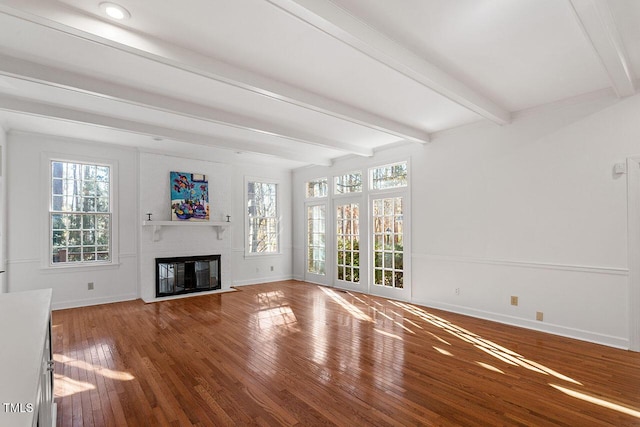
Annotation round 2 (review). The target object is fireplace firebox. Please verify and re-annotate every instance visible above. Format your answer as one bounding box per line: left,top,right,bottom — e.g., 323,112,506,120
156,254,221,297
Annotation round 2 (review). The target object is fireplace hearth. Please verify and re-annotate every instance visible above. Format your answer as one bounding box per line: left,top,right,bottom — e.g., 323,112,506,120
156,254,221,297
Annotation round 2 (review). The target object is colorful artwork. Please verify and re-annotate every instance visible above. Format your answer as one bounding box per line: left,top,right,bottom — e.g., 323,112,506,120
171,172,209,221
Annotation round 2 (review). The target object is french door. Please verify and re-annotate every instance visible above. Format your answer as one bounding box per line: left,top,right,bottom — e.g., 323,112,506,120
370,193,410,300
304,202,329,285
334,198,366,291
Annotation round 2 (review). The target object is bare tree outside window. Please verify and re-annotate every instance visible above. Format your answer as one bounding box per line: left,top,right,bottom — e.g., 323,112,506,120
247,181,279,253
51,161,111,264
335,171,362,194
370,162,408,190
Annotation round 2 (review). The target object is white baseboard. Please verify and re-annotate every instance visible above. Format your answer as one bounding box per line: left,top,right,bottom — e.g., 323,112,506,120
232,275,293,287
52,293,138,310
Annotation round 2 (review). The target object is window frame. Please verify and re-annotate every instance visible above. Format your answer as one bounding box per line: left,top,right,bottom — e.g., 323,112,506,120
369,161,409,191
333,170,363,196
306,202,327,276
245,176,281,257
305,177,328,199
44,153,119,269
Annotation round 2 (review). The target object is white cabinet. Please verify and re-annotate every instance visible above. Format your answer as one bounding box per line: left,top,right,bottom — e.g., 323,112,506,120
0,289,55,427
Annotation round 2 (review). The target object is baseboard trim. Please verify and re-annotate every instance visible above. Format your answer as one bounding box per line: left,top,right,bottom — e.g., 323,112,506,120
232,275,294,287
52,293,138,311
414,298,630,350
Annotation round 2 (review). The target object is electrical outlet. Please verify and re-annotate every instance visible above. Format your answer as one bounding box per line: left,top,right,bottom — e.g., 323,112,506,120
88,282,94,290
510,296,518,306
536,311,544,321
455,287,460,296
270,266,274,272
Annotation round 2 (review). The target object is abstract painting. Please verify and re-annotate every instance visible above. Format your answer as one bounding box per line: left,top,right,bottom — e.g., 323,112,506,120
170,171,209,221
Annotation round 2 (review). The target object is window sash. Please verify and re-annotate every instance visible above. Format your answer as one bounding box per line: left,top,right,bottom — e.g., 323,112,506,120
50,160,112,265
305,178,328,198
334,171,362,194
370,162,408,190
247,181,279,254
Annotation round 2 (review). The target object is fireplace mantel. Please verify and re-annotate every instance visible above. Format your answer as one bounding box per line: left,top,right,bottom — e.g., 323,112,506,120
142,220,231,241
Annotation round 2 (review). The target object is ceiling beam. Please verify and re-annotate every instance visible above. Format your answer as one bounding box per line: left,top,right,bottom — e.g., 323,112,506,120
0,5,430,144
569,0,635,97
265,0,511,126
0,54,373,157
0,94,334,166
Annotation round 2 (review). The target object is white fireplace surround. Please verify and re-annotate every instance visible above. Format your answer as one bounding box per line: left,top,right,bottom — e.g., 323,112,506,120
138,152,234,303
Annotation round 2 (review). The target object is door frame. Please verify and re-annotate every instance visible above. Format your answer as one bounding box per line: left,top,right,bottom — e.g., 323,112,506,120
626,157,640,351
304,201,330,286
333,196,367,293
368,189,411,302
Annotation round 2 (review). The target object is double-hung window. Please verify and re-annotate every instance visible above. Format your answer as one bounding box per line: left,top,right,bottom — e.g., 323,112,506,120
50,161,111,265
247,180,279,254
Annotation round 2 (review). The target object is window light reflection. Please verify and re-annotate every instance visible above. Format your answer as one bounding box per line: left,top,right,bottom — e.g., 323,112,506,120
389,300,583,386
433,346,453,356
550,384,640,419
476,361,505,374
320,287,372,322
54,354,135,381
374,328,403,341
54,374,95,398
256,305,299,331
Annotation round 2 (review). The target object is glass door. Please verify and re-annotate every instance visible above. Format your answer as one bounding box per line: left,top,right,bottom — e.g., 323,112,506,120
370,194,410,300
335,199,364,291
305,203,328,284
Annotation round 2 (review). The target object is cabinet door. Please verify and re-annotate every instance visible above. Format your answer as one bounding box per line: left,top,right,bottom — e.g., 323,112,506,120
37,319,54,427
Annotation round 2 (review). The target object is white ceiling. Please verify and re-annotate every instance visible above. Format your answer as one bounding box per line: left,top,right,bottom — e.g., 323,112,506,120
0,0,637,168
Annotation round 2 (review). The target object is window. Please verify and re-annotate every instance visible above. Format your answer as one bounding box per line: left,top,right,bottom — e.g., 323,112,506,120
370,162,408,190
247,180,279,254
307,205,326,275
306,178,328,198
334,171,362,194
50,161,111,264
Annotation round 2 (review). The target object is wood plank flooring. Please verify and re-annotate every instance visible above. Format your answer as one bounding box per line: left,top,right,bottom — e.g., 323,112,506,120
52,280,640,426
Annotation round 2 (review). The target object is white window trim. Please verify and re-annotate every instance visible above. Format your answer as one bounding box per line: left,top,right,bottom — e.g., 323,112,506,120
41,152,119,270
245,176,281,257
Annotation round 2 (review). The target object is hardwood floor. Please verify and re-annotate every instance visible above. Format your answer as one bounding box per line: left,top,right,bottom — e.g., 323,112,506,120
52,280,640,426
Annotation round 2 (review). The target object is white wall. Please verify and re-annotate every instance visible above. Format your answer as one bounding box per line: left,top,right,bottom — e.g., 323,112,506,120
0,125,6,293
293,91,640,349
6,132,138,309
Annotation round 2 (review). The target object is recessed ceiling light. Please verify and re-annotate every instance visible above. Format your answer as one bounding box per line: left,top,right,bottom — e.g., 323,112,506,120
100,2,130,20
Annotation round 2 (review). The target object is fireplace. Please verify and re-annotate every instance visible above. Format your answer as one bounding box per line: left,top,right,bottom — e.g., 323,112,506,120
156,255,221,297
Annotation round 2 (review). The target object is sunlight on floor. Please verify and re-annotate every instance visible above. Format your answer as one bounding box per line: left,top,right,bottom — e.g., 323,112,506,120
256,305,300,331
54,374,95,398
53,352,135,398
319,287,372,322
476,361,504,374
389,300,583,386
374,328,403,340
550,384,640,419
257,290,287,308
54,354,135,381
433,346,453,356
317,289,640,421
